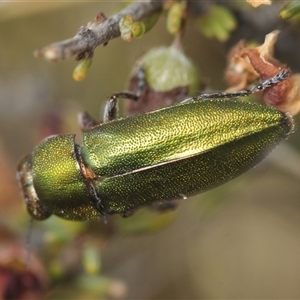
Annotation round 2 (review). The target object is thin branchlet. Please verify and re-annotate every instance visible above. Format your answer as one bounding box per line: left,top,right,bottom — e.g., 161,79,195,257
34,1,163,62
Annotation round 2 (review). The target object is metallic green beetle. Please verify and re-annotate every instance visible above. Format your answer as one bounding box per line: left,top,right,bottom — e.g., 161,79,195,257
17,70,294,221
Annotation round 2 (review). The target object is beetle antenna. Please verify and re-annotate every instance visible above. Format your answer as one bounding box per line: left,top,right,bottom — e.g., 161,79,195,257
184,69,290,102
25,216,34,269
250,69,290,93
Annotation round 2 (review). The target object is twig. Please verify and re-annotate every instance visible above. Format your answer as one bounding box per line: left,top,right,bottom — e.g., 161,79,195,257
34,0,163,62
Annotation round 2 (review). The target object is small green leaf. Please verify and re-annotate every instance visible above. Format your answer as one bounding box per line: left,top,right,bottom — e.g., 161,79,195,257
167,2,185,35
140,45,200,94
131,21,146,39
142,10,160,32
279,0,300,19
119,14,134,41
198,5,237,42
73,57,92,81
82,244,101,275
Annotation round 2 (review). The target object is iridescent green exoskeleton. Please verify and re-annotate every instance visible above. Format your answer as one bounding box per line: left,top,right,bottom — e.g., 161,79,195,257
17,70,294,221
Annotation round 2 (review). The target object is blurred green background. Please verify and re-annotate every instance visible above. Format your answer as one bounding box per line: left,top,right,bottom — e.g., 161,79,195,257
1,1,300,299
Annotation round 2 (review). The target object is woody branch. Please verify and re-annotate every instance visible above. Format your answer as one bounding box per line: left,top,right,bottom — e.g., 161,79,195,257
33,0,163,62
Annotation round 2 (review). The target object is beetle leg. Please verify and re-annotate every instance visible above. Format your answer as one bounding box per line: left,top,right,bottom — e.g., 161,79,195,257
103,65,145,122
152,194,185,212
120,209,136,218
79,65,145,129
103,92,139,122
78,111,98,131
182,69,290,102
78,90,141,130
152,200,179,211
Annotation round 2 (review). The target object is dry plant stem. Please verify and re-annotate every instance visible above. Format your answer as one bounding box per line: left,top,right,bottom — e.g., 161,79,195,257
34,0,163,62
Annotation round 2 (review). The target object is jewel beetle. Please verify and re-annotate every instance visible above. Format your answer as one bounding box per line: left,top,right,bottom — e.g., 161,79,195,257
17,70,294,221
